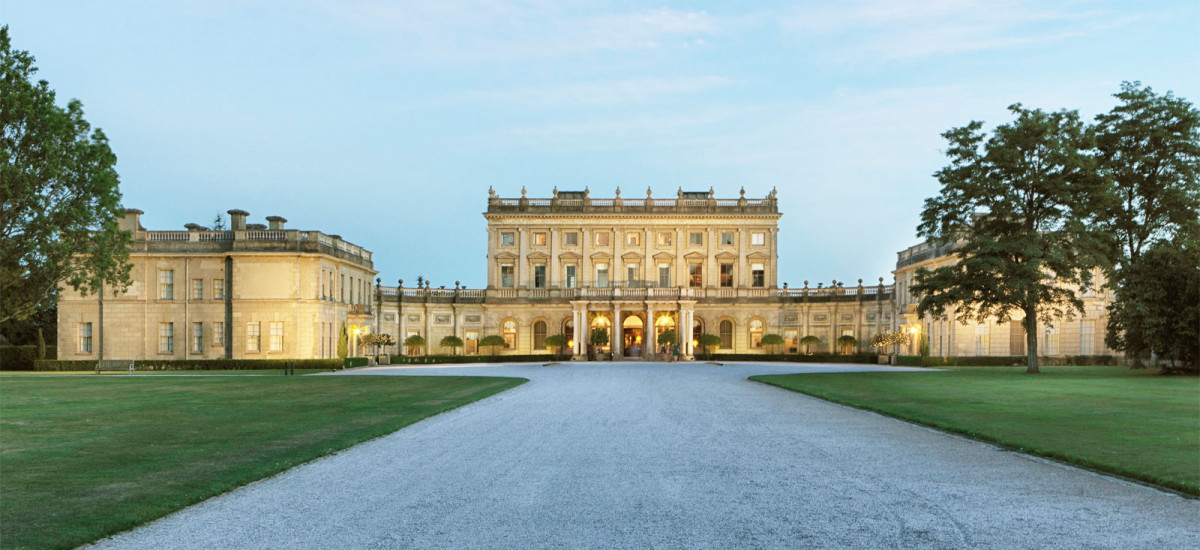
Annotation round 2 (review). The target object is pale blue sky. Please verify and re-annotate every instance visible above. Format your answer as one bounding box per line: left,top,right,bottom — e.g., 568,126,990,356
6,1,1198,287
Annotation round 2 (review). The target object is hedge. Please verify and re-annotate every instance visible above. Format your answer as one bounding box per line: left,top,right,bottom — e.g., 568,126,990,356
899,355,1121,368
391,354,559,364
705,353,880,364
1,345,58,370
344,357,369,368
32,358,344,372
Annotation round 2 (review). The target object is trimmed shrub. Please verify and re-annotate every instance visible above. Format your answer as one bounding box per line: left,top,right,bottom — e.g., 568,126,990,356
33,358,342,372
390,354,553,365
343,356,369,368
896,355,923,367
2,345,58,370
710,353,879,364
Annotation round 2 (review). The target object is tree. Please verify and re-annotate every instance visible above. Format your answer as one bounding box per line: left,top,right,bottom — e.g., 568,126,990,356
0,26,132,323
359,333,395,357
544,334,568,359
869,330,907,353
404,334,427,356
440,335,464,356
913,104,1107,374
656,329,675,347
835,335,858,354
336,323,348,359
211,213,227,231
760,333,785,354
1094,82,1200,363
698,333,722,357
799,335,821,354
590,328,610,349
1106,237,1199,373
35,327,45,360
479,334,506,356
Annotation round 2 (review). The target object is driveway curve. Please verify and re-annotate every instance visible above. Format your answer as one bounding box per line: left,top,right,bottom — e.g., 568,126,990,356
89,362,1199,549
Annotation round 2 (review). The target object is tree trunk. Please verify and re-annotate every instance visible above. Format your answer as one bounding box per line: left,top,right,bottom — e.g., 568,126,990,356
1024,304,1040,374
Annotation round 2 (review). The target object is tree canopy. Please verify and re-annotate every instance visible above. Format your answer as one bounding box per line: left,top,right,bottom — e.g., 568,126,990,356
913,104,1108,373
1,26,132,323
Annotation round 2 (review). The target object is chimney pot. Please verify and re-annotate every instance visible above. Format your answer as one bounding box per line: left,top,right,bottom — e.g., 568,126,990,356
227,209,249,230
266,215,287,230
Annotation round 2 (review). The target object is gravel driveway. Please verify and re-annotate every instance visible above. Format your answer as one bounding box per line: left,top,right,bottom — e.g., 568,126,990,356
88,362,1199,549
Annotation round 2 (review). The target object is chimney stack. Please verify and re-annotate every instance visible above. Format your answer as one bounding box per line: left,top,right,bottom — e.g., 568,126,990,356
184,223,206,232
118,208,144,232
266,216,287,230
227,209,249,231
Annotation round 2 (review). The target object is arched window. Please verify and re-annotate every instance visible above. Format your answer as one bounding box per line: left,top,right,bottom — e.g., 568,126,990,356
692,318,703,348
750,319,764,348
533,320,547,350
719,320,733,349
502,320,517,349
563,318,574,347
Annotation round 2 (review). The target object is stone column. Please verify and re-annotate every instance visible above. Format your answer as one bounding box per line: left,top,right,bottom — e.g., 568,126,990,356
517,228,528,289
549,229,560,288
646,303,656,360
612,304,622,358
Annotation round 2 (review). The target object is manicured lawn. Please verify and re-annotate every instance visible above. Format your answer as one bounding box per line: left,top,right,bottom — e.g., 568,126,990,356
0,369,333,376
751,366,1200,495
0,375,525,550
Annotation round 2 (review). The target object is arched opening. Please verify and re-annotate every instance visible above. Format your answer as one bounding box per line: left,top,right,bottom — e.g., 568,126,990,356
622,314,644,357
562,317,575,352
719,320,733,349
654,313,676,354
749,319,764,348
533,320,547,350
590,314,611,354
502,319,517,349
692,317,703,351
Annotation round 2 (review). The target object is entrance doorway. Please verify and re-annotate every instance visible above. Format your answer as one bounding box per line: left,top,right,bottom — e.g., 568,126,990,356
623,314,644,357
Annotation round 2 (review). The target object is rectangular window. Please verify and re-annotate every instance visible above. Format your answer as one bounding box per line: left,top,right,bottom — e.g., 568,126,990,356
191,279,203,300
689,232,703,246
533,265,546,289
974,323,990,356
340,274,345,302
192,322,204,352
720,264,734,287
751,232,765,246
500,265,515,288
159,322,174,353
213,321,225,346
627,263,639,286
1044,326,1060,355
688,264,703,287
533,232,547,246
596,264,609,288
1080,320,1095,355
595,232,610,246
626,233,640,246
79,322,92,353
214,278,225,299
270,321,283,352
565,265,577,288
320,271,325,299
564,232,578,246
752,263,765,287
721,232,735,246
657,232,673,246
247,322,261,352
501,232,515,246
158,270,174,300
658,265,671,287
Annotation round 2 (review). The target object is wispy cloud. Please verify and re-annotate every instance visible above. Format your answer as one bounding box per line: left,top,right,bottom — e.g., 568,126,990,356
781,0,1133,62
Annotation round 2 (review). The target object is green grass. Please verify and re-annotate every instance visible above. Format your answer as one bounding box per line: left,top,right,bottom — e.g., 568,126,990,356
751,366,1200,495
1,369,334,376
0,375,526,550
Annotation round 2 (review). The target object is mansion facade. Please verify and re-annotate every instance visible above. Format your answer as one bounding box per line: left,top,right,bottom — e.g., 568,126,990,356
56,188,1117,361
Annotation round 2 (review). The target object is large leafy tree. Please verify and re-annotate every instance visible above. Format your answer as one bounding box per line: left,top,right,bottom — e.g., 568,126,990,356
912,104,1108,374
1,26,131,323
1094,82,1200,361
1105,237,1199,373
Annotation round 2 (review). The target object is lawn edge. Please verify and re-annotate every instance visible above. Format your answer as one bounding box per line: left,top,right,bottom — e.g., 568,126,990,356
748,374,1199,499
76,376,529,550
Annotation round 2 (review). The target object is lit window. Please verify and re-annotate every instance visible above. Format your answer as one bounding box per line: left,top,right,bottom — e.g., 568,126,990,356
595,232,610,246
688,264,703,287
191,279,203,300
720,264,734,287
533,232,547,246
720,232,734,246
689,232,703,246
270,322,283,352
79,323,93,353
192,322,203,352
159,322,174,353
751,233,765,246
564,232,578,246
500,265,515,288
501,232,515,246
752,263,765,288
503,320,517,349
658,233,673,246
213,279,225,299
213,322,225,346
247,322,261,352
750,319,764,348
159,270,174,300
626,233,640,246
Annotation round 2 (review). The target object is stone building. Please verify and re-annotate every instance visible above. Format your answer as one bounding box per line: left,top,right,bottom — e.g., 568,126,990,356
375,188,897,360
892,241,1117,357
56,209,378,361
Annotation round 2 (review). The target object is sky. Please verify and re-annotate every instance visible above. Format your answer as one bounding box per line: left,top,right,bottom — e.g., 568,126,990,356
5,0,1199,288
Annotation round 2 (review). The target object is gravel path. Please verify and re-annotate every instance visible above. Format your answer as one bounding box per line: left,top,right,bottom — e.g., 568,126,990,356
88,362,1199,549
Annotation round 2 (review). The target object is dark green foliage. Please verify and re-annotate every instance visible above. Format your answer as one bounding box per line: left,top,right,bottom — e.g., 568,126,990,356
1106,239,1200,373
655,329,675,346
403,333,427,355
336,323,348,358
439,335,464,355
914,104,1108,374
1,345,56,370
0,26,133,323
478,334,507,355
35,329,45,360
909,355,1119,367
798,335,821,353
835,334,858,354
697,333,722,356
343,357,369,368
543,334,568,358
390,354,557,364
713,353,879,364
33,358,343,371
760,333,784,353
590,328,610,345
